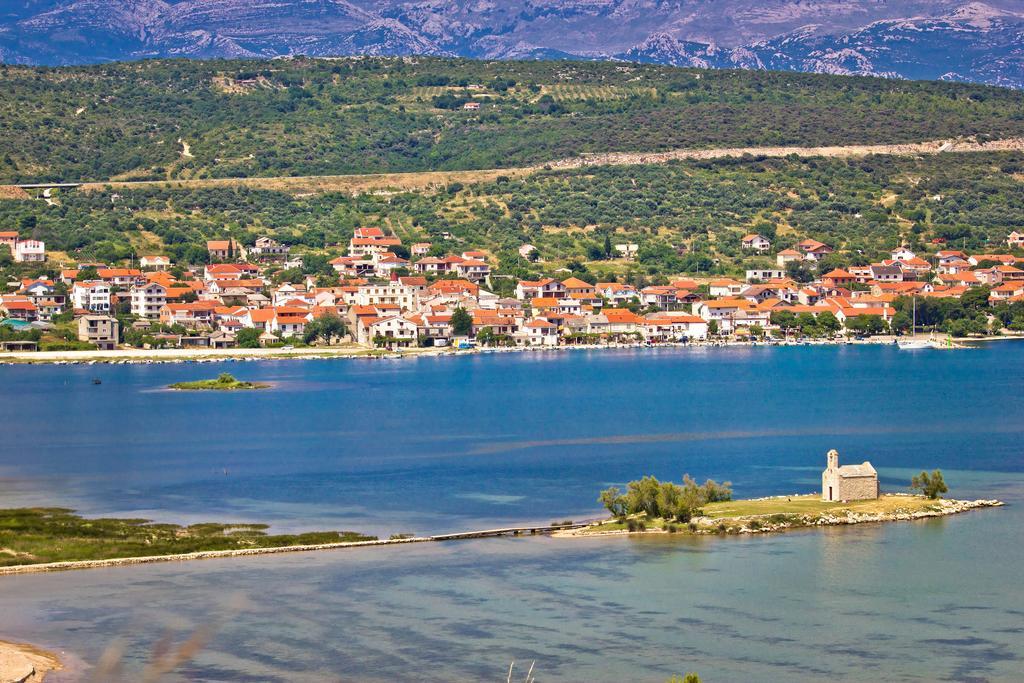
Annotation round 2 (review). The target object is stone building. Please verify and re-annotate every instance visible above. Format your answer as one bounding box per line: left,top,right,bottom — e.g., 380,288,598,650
821,449,879,502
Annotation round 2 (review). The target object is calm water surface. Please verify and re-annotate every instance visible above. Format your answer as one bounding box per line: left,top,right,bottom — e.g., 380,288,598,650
1,345,1022,681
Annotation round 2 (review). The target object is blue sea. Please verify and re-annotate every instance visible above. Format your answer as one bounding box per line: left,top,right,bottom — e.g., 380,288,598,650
1,344,1022,681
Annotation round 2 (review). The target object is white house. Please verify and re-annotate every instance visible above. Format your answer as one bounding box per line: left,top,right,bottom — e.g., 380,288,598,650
366,315,418,347
595,282,638,305
516,278,565,300
890,246,916,261
614,243,639,260
741,234,771,253
708,279,745,297
695,299,769,334
643,312,709,341
523,319,559,346
139,255,171,271
14,239,45,263
776,249,803,267
130,282,167,319
355,282,418,311
745,269,785,282
71,281,111,313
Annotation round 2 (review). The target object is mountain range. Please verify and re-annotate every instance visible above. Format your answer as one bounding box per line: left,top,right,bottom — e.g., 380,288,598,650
1,1,1022,87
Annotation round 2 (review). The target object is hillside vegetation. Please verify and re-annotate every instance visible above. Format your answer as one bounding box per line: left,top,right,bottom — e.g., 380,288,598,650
2,57,1024,183
2,152,1022,280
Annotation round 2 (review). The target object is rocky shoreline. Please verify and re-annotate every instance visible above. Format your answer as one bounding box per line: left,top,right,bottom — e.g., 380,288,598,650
558,498,1005,538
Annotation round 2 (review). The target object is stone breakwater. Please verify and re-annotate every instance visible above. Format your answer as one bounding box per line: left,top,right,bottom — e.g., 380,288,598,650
0,537,427,576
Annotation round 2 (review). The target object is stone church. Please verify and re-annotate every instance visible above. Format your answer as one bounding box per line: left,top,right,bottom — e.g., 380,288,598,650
822,449,879,502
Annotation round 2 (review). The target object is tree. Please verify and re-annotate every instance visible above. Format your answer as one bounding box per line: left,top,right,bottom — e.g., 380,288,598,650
303,314,347,345
770,310,797,334
707,320,719,337
603,232,613,258
890,311,912,335
476,326,496,346
846,314,886,336
598,486,628,518
625,476,662,518
817,311,841,336
785,261,814,283
451,306,473,336
77,266,99,281
911,470,948,499
796,312,817,333
236,328,261,348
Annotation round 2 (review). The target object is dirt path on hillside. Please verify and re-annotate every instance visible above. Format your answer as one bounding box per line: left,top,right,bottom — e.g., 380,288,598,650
7,136,1023,197
544,137,1024,170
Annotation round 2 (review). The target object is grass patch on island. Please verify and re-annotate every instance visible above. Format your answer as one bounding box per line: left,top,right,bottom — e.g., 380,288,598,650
0,508,376,567
701,494,942,519
168,373,270,391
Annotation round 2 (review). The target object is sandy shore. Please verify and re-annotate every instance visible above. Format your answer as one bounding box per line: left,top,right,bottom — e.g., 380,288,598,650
0,640,61,683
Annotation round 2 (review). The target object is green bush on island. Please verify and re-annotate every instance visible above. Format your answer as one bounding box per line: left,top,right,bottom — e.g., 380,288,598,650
0,508,376,567
666,674,701,683
911,469,949,499
599,475,732,523
168,372,270,391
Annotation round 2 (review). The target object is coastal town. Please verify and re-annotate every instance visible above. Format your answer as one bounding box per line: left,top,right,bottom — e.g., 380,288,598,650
2,226,1024,355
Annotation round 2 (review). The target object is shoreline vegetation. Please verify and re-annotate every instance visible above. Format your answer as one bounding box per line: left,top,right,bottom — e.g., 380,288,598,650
0,508,376,572
168,373,270,391
1,333,1019,366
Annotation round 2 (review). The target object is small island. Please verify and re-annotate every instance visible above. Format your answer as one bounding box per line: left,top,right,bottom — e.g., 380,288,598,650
565,455,1002,539
168,372,270,391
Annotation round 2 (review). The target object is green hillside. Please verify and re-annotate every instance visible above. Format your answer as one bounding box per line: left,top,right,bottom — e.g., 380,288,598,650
3,151,1022,283
2,57,1023,183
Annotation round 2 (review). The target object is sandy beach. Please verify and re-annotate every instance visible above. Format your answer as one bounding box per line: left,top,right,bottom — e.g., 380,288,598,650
0,640,61,683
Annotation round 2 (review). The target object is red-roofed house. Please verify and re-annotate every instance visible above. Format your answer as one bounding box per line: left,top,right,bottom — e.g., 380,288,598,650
741,233,771,253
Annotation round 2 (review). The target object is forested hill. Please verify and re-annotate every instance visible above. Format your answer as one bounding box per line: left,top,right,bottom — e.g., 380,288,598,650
2,57,1024,184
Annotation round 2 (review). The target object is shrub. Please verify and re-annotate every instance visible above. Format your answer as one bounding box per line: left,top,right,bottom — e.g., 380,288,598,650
911,470,949,499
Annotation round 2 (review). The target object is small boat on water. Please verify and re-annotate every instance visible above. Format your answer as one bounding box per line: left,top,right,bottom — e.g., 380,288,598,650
91,378,102,385
898,296,932,350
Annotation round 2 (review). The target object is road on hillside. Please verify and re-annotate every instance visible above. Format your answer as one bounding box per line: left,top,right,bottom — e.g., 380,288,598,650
10,136,1024,196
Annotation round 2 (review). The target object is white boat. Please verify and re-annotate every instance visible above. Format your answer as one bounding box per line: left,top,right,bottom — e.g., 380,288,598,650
897,296,931,349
